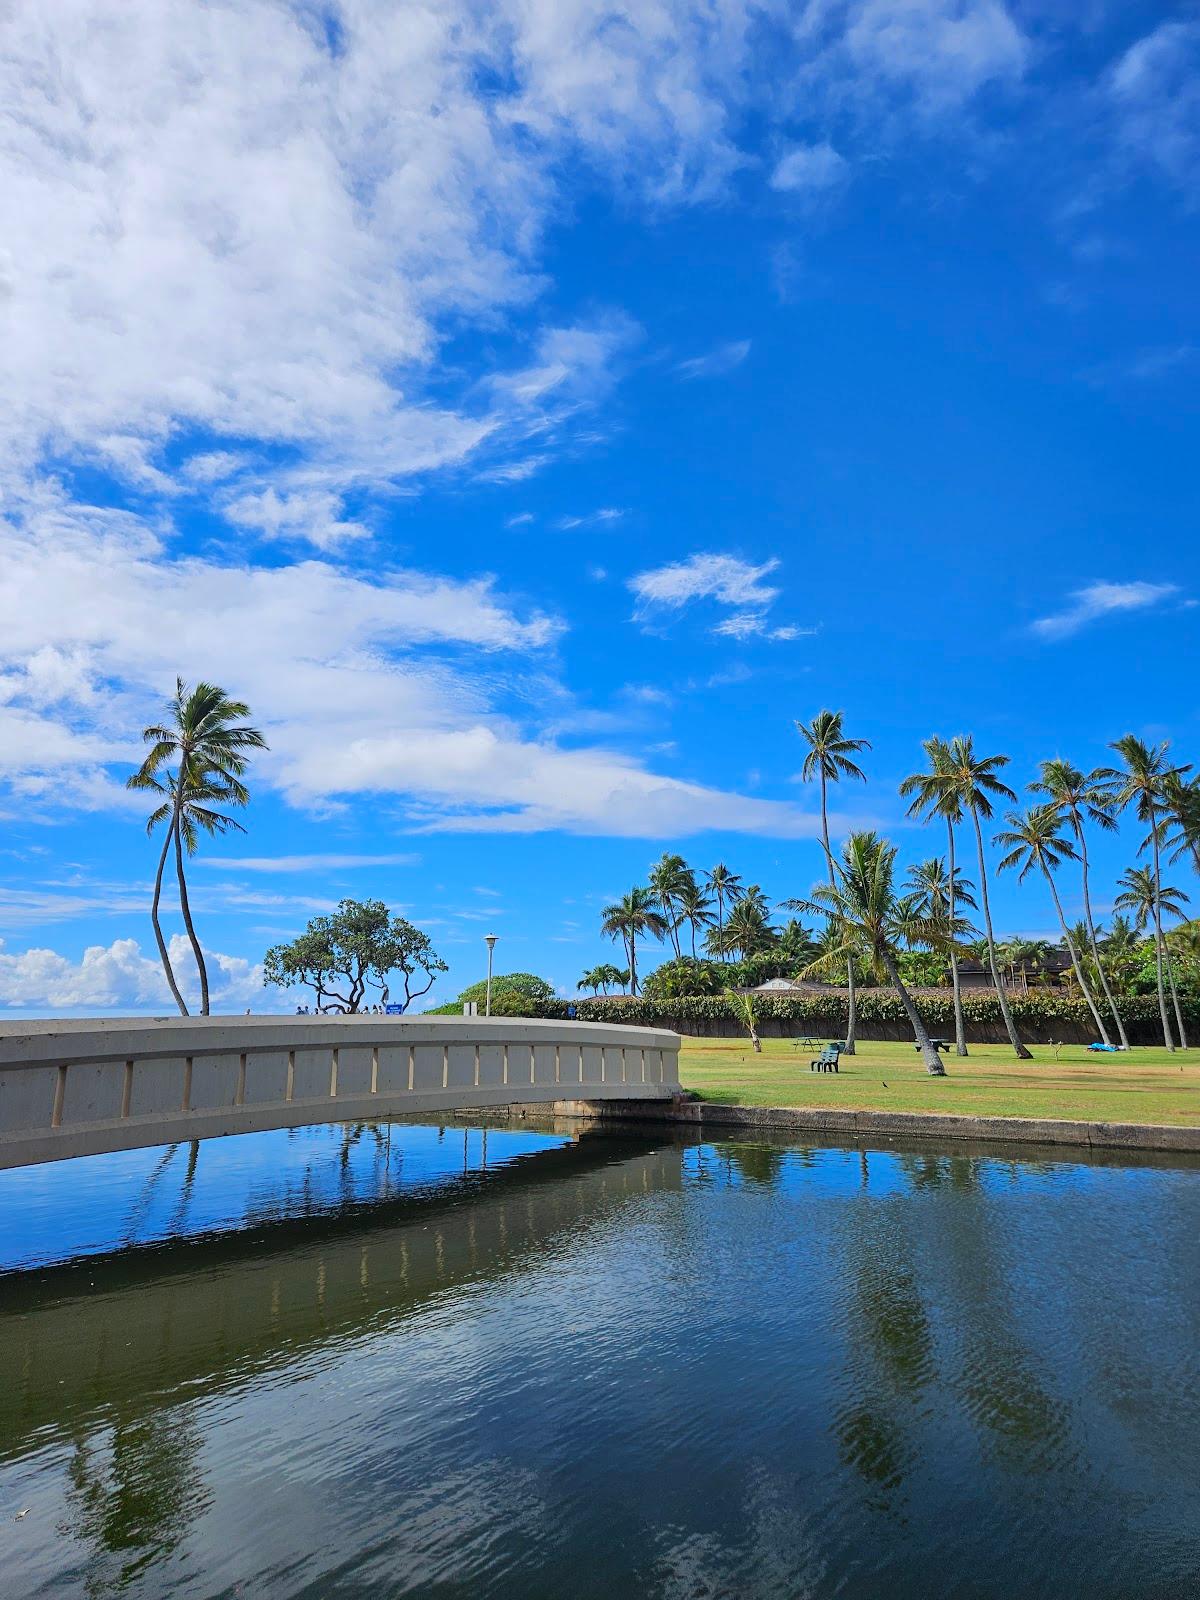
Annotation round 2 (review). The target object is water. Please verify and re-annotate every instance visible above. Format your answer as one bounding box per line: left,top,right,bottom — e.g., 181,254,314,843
2,1122,1199,1599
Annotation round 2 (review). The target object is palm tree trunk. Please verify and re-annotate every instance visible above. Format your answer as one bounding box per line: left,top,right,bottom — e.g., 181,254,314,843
971,809,1032,1059
946,818,967,1056
820,770,856,1056
1164,938,1189,1050
882,945,945,1076
1043,867,1108,1042
1077,823,1129,1048
628,930,638,996
151,817,189,1016
717,890,725,959
173,806,210,1016
1150,825,1175,1051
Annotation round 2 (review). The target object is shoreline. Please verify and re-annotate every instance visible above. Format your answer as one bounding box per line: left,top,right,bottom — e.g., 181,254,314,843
549,1095,1200,1155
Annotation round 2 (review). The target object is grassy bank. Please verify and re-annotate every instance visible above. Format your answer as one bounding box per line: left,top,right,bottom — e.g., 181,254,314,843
678,1036,1200,1126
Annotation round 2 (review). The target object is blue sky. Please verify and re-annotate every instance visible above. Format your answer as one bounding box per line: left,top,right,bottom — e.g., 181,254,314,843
0,1,1196,1011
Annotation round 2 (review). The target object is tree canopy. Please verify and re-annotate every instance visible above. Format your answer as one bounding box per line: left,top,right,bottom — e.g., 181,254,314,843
263,899,446,1013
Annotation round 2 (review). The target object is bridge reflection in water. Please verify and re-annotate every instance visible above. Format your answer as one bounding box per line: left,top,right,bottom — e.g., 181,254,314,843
2,1125,684,1445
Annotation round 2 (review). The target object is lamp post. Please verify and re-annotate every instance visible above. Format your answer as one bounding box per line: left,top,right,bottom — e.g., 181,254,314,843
484,934,498,1016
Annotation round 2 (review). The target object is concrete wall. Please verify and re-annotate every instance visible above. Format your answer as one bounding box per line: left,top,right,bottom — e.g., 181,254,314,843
0,1015,680,1170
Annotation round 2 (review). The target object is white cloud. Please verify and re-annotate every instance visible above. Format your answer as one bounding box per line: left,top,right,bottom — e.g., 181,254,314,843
0,514,824,839
771,143,847,193
505,512,536,528
674,340,751,380
1031,580,1182,640
199,854,422,874
1109,20,1200,192
630,553,797,642
0,934,271,1013
712,615,817,642
839,0,1029,111
630,552,780,615
556,508,625,530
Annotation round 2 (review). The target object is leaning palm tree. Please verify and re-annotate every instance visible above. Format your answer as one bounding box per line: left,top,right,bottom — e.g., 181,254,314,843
648,853,693,960
901,737,973,1056
1100,736,1192,1051
935,737,1032,1059
1114,866,1191,1049
795,710,871,1055
994,806,1110,1043
599,887,668,996
704,864,743,958
1030,759,1128,1047
127,679,267,1015
798,831,950,1076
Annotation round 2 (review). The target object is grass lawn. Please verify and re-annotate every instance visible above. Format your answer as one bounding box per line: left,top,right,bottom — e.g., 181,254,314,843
678,1036,1200,1126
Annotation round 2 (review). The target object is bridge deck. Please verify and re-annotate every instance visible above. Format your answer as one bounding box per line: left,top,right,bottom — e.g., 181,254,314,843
0,1015,681,1170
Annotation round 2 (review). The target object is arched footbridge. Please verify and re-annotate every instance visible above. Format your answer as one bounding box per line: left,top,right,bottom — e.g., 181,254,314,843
0,1015,681,1170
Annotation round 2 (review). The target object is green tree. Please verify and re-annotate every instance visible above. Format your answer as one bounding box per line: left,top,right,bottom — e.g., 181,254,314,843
703,863,743,959
721,892,777,958
263,899,447,1013
994,806,1112,1042
1114,865,1191,1048
900,737,972,1056
1100,736,1192,1050
600,887,668,995
1030,759,1129,1047
936,736,1032,1059
799,831,950,1076
457,972,553,1009
648,853,694,960
726,988,762,1052
795,709,871,1055
675,876,715,958
127,679,267,1015
578,962,630,995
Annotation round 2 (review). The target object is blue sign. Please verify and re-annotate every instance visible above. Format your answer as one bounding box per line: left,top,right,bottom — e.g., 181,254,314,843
385,1003,405,1015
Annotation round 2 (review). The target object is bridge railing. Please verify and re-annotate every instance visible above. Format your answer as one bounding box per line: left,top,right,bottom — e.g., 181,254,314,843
0,1015,681,1170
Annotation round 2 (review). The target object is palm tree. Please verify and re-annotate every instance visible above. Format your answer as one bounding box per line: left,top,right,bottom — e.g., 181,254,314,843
1100,736,1192,1051
722,895,776,959
127,679,267,1015
799,832,949,1076
675,878,715,958
900,737,973,1056
1030,759,1128,1047
599,888,668,996
1114,866,1191,1049
994,806,1110,1042
936,736,1032,1058
704,864,743,958
578,966,605,996
795,709,871,1056
1161,773,1200,877
648,853,693,960
903,856,976,1001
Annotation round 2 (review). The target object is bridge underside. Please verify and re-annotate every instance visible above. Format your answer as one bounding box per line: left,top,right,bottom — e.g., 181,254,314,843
0,1016,681,1170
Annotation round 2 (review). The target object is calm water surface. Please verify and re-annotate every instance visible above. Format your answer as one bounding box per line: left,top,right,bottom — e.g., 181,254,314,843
2,1121,1199,1598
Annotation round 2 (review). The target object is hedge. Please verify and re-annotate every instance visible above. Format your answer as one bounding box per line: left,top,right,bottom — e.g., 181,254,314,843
532,989,1200,1046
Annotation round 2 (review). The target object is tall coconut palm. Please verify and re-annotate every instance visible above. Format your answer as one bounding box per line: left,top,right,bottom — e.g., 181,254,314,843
900,738,972,1056
1030,759,1127,1047
703,864,743,958
795,710,871,1055
1114,866,1191,1049
799,832,949,1076
936,736,1032,1058
127,680,267,1015
994,806,1110,1042
1100,736,1192,1051
722,894,776,960
903,856,976,1005
600,887,667,996
648,853,693,960
675,878,715,958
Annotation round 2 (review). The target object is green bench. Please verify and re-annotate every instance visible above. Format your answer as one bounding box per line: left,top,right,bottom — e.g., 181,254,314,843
810,1042,844,1073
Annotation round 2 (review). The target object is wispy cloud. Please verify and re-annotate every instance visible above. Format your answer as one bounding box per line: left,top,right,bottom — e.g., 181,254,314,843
1109,20,1200,195
1031,581,1182,640
556,508,625,530
770,143,847,194
200,853,421,873
505,512,535,528
630,551,806,642
674,340,751,381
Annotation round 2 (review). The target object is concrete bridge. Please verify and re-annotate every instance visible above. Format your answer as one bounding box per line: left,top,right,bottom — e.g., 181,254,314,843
0,1015,681,1170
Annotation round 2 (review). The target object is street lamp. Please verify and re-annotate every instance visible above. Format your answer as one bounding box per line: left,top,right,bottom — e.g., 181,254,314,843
484,934,498,1016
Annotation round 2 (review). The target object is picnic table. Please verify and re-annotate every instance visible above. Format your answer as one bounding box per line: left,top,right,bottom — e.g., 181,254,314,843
916,1038,951,1053
792,1035,824,1050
